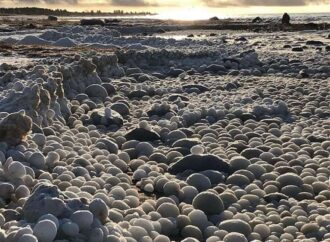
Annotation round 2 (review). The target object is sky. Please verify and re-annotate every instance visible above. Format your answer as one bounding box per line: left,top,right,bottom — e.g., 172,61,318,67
1,0,330,18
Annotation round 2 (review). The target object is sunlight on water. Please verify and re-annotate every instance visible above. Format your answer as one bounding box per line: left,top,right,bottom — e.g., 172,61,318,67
156,8,217,21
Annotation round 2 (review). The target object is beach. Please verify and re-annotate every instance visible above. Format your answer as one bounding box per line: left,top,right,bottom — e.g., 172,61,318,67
0,13,329,242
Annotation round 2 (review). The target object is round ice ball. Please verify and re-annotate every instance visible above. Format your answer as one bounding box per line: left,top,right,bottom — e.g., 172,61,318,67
33,219,57,242
191,145,204,155
157,202,180,218
218,219,251,237
186,173,211,192
32,133,46,146
223,232,248,242
143,183,154,193
276,173,303,188
15,185,30,199
7,161,26,178
61,221,79,237
154,235,171,242
253,224,270,239
163,181,180,196
229,156,251,171
38,214,59,229
89,198,108,223
28,152,46,169
188,209,209,230
71,210,93,231
192,191,224,215
136,142,154,157
139,120,150,130
0,214,5,227
17,234,38,242
132,169,147,181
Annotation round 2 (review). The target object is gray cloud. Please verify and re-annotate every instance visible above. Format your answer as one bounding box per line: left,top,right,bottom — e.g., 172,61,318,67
110,0,154,6
203,0,330,7
6,0,158,6
12,0,78,4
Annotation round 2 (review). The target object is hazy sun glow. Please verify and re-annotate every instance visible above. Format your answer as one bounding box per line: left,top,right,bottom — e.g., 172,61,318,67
157,7,213,21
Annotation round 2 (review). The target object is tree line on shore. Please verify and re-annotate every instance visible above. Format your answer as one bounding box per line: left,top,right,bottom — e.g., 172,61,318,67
0,7,154,16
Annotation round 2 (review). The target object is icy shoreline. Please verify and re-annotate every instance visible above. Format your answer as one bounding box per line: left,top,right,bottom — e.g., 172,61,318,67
0,20,329,242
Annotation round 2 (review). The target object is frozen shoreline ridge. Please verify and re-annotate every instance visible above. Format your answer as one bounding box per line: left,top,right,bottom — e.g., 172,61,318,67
0,16,330,242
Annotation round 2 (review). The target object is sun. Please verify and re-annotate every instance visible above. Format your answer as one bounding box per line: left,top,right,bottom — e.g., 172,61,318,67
157,7,213,21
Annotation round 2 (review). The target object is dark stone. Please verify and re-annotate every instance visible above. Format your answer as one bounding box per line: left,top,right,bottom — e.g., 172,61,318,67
85,84,108,101
260,118,283,125
26,23,37,29
307,135,327,143
282,13,290,25
172,138,201,149
296,192,314,201
168,94,189,102
125,128,161,142
178,128,194,137
168,68,184,77
168,154,230,174
95,138,118,154
2,209,21,222
299,69,309,78
111,102,130,116
48,15,58,21
292,47,304,52
147,108,172,117
187,34,194,38
264,192,289,203
182,84,209,93
156,28,166,33
88,108,123,127
240,113,256,122
32,123,44,134
72,158,92,167
127,90,147,99
104,18,121,24
274,166,297,174
228,141,249,153
306,40,324,46
170,147,191,156
235,36,248,42
102,83,116,95
252,17,262,23
240,148,263,159
42,127,56,136
224,82,238,91
23,184,68,222
283,44,292,48
206,64,226,73
209,16,219,21
80,19,105,26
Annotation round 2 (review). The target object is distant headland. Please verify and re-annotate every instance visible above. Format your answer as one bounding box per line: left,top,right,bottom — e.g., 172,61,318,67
0,7,155,16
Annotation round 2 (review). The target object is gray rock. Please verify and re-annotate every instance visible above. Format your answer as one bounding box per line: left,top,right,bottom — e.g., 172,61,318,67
168,154,230,174
85,84,108,102
23,184,68,222
125,128,161,142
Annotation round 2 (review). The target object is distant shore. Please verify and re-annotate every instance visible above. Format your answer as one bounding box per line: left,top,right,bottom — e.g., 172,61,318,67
0,7,155,17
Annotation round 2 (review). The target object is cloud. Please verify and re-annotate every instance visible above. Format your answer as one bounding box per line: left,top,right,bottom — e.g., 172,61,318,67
12,0,78,4
110,0,156,6
5,0,158,6
203,0,330,7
